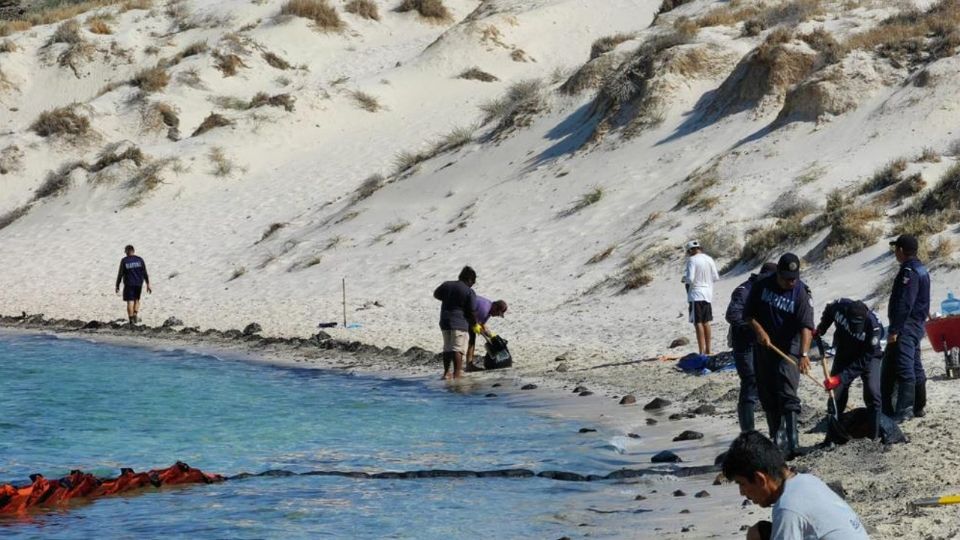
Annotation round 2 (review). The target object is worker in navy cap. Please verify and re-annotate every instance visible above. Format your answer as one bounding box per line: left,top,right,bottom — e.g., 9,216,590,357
881,234,931,423
816,298,884,439
744,253,815,458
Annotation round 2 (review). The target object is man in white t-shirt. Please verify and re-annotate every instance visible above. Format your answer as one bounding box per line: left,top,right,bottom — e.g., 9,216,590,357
722,431,870,540
682,240,720,354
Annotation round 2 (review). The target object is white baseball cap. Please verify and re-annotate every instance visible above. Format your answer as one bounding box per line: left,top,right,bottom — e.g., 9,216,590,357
684,240,700,251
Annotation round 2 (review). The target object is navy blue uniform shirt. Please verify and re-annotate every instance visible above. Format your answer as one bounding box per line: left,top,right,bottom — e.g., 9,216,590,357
116,256,149,288
887,257,930,334
744,274,814,356
433,280,476,331
816,298,883,361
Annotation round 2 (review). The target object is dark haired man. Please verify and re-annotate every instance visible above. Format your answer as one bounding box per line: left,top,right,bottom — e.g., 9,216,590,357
722,431,869,539
433,266,478,380
727,261,778,433
882,234,931,422
745,253,814,457
816,298,884,438
115,245,151,325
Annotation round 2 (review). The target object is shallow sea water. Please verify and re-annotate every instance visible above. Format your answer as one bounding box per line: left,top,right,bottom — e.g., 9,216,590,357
0,332,668,539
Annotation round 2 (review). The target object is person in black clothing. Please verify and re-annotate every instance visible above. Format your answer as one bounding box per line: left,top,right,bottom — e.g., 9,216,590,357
744,253,814,458
726,261,778,433
816,298,883,439
882,234,931,422
433,266,478,380
115,245,151,325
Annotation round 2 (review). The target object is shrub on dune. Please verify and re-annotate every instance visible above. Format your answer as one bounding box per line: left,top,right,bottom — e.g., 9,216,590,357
280,0,343,30
396,0,451,22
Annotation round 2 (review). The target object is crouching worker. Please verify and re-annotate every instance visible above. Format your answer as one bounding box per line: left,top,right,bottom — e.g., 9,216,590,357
723,431,869,540
466,296,508,369
815,298,883,439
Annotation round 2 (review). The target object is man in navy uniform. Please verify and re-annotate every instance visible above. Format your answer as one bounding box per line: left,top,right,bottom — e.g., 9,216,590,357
115,245,152,325
882,234,931,422
726,261,778,432
816,298,884,439
745,253,814,458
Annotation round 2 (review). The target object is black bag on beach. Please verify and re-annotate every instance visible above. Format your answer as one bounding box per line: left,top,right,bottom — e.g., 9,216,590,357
483,335,513,370
825,407,906,445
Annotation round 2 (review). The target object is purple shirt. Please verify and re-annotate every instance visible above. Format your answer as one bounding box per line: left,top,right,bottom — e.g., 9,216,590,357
474,296,493,324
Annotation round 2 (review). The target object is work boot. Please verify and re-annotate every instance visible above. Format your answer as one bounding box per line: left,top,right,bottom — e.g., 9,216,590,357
914,381,927,418
894,383,915,423
766,413,783,449
737,403,755,433
783,411,803,459
129,316,136,325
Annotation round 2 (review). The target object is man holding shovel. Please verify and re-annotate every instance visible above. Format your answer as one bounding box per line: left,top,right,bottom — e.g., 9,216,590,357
745,253,815,458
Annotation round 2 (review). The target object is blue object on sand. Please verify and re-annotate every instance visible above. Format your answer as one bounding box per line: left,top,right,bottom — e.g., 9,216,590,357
346,323,362,329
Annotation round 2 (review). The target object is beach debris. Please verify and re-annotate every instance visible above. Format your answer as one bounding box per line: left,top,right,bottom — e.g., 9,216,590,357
555,362,569,372
634,494,647,500
492,383,502,387
83,320,102,329
643,397,671,410
651,450,682,463
669,337,689,348
679,509,690,514
162,316,184,327
579,390,594,397
669,412,695,420
555,351,573,362
628,433,641,439
521,383,538,390
681,525,693,531
578,427,597,433
573,385,589,393
538,471,588,481
619,395,637,405
691,404,717,415
695,490,710,498
673,430,704,441
242,322,263,336
673,489,686,496
646,418,658,425
318,322,338,328
485,393,497,397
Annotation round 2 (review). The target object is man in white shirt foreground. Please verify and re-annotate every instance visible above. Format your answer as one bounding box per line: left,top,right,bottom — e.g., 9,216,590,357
722,431,870,540
682,240,720,354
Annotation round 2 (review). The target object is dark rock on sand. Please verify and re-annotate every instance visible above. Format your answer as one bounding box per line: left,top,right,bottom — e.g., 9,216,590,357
635,494,647,500
242,323,263,336
555,351,572,362
555,362,569,372
669,337,689,348
827,481,847,499
538,471,587,481
573,385,589,393
651,451,682,463
82,320,102,329
679,509,690,514
163,317,184,327
485,393,497,398
628,433,640,439
619,395,637,405
521,383,538,390
579,391,594,397
222,329,243,339
401,346,433,364
646,418,658,425
669,412,695,420
673,489,686,496
681,525,693,531
579,428,597,433
492,383,502,387
673,430,704,442
695,490,710,498
692,404,717,415
643,397,671,410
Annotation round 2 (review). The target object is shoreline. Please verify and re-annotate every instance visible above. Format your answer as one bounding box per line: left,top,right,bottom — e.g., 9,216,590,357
4,313,958,539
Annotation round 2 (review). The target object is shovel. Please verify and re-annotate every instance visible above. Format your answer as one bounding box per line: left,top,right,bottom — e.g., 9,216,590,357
815,336,840,420
766,342,824,387
911,495,960,508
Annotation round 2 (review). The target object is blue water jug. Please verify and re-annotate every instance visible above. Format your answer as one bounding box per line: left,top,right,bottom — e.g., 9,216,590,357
942,291,960,316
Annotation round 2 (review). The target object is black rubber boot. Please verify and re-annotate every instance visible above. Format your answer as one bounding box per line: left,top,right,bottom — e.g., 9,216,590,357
871,409,881,442
766,412,783,450
914,381,927,418
894,383,915,423
880,347,897,416
737,403,755,433
783,411,803,459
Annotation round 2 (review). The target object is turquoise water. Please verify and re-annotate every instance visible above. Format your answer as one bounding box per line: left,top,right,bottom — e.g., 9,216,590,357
0,332,648,538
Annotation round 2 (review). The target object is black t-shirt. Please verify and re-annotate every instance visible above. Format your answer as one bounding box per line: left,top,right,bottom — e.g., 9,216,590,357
117,256,149,288
817,298,883,360
433,280,476,331
744,274,814,356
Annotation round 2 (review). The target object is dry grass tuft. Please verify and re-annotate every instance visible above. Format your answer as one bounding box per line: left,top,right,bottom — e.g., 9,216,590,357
208,146,235,176
559,53,619,96
345,0,379,20
396,0,451,21
590,33,635,60
658,0,693,15
192,113,233,137
918,147,941,163
768,191,816,219
676,165,719,209
354,174,384,201
129,65,169,93
844,1,960,67
586,245,615,265
559,186,604,218
816,191,882,261
479,78,546,139
350,90,381,112
620,259,653,291
34,161,85,200
0,144,24,175
258,222,287,243
898,162,960,234
281,0,343,30
31,105,91,138
249,92,295,112
858,159,908,195
0,205,29,231
47,20,83,46
0,1,151,37
140,101,180,139
457,67,498,82
87,16,112,34
89,142,146,172
0,39,18,53
213,52,247,77
697,0,823,30
262,51,291,70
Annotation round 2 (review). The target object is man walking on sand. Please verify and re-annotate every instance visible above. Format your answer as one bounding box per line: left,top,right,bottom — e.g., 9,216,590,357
745,253,814,459
433,266,478,380
723,431,869,540
115,245,151,325
882,234,931,422
727,261,778,433
682,240,720,354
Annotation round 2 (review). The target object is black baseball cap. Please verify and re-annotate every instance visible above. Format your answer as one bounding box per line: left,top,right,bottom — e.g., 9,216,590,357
890,234,918,253
777,253,801,279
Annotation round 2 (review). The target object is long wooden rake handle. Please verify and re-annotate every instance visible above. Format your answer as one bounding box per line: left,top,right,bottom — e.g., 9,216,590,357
767,342,825,388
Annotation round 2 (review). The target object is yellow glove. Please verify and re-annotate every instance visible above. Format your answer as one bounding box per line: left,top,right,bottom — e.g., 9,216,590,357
472,324,483,335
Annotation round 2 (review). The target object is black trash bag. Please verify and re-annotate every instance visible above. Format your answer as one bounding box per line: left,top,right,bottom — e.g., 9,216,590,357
706,351,735,371
825,407,906,445
483,335,513,370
